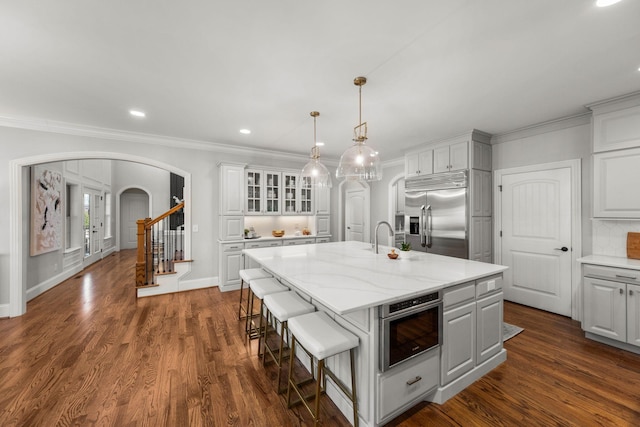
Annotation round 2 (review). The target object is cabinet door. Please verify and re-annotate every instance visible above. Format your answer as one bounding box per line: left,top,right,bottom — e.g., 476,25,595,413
395,179,405,214
627,284,640,346
433,146,450,174
583,277,626,341
315,215,330,235
220,164,244,215
449,141,468,171
418,150,433,175
593,148,640,218
219,243,243,289
245,169,263,215
441,302,476,385
219,216,244,240
476,292,503,364
298,176,313,214
471,169,492,217
264,172,281,214
593,104,640,152
472,141,492,171
283,173,298,215
314,185,330,215
405,154,420,178
469,217,491,263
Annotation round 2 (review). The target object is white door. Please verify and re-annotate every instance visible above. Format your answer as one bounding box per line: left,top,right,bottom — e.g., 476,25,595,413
120,189,149,250
83,187,104,267
345,188,365,242
500,167,572,316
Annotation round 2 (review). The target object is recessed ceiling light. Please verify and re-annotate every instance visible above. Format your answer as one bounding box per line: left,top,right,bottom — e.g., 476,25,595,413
596,0,623,7
315,141,325,146
129,110,146,118
239,129,251,135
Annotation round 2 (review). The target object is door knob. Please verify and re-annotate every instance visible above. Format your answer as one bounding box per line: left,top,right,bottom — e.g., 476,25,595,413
554,247,569,252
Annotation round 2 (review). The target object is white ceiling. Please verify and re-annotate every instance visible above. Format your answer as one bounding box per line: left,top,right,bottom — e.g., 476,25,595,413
1,0,639,160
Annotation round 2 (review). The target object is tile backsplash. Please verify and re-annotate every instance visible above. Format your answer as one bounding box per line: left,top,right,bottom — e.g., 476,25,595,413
592,219,640,257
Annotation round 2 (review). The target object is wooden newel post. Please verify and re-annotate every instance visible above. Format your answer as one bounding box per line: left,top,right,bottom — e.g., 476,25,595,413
135,218,151,287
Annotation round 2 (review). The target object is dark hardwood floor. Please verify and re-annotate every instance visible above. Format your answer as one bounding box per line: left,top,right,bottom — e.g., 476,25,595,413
1,250,639,426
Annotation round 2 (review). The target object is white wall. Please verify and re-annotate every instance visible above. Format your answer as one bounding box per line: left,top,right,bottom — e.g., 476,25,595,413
0,124,333,310
112,160,171,218
369,162,404,240
491,120,593,255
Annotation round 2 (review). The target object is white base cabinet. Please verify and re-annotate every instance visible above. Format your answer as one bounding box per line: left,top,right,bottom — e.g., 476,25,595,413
582,264,640,350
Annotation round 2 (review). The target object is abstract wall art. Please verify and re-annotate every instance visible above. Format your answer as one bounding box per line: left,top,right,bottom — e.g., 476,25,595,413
30,166,63,256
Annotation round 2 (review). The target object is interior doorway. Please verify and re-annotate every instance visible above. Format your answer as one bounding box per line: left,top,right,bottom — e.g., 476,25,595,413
83,187,104,268
119,188,150,250
494,159,582,319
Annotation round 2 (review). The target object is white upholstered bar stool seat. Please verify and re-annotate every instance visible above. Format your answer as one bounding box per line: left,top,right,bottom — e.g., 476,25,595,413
262,291,315,393
286,311,360,427
246,277,288,344
238,268,272,321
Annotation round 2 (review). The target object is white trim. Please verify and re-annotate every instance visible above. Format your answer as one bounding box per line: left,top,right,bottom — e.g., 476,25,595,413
9,151,192,317
490,113,591,145
493,159,582,320
0,304,9,318
26,264,84,301
387,173,405,246
0,114,331,165
179,276,217,292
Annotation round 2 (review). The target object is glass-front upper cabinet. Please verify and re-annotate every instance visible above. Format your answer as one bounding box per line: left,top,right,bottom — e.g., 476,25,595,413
282,173,313,215
245,169,281,215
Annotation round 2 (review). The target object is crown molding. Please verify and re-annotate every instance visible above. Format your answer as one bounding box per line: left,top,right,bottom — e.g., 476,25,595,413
0,114,322,164
586,90,640,114
490,112,591,145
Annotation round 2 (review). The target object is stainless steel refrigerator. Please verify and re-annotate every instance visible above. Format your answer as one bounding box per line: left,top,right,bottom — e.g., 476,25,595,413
404,171,468,259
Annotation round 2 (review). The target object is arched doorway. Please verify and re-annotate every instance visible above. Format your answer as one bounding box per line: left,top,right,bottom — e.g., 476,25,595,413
118,187,152,250
9,151,191,317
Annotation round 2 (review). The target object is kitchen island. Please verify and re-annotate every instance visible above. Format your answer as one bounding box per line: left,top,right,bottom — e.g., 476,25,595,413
243,241,508,426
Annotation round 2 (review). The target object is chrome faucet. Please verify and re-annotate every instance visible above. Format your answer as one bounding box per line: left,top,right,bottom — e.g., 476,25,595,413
374,221,394,254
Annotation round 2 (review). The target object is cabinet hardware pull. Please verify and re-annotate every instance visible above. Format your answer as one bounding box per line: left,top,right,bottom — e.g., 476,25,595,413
630,290,634,296
615,274,637,280
620,288,624,295
406,376,422,386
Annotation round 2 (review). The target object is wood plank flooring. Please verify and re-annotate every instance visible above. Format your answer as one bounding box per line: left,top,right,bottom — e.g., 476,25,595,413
1,249,639,426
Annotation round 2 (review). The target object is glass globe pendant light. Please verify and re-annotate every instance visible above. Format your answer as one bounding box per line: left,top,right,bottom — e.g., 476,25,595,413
336,76,382,181
301,111,332,188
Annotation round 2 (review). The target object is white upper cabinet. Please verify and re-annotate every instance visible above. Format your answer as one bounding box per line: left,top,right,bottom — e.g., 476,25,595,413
282,173,314,215
593,104,640,153
220,163,245,215
314,184,330,215
593,147,640,218
245,169,281,215
405,149,433,178
472,141,492,171
433,141,468,173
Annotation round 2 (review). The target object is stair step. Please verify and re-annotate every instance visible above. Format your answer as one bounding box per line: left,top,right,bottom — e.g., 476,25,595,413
135,283,160,289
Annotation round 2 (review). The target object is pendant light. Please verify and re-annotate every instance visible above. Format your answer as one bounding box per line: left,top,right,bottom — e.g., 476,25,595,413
301,111,332,188
336,76,382,181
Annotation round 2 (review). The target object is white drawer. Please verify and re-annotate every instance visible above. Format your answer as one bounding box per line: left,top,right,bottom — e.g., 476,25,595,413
476,274,503,298
221,243,244,252
583,264,640,285
377,349,439,422
443,281,475,309
283,238,315,246
244,240,282,249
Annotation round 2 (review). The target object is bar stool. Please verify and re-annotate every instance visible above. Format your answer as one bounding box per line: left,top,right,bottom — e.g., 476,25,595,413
246,277,288,344
262,291,315,393
286,311,359,427
238,268,272,321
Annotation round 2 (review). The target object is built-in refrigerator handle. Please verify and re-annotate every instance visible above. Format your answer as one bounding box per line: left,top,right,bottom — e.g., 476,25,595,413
426,205,432,248
420,205,426,247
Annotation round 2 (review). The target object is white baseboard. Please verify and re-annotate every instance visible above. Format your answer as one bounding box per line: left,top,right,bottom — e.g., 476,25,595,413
26,265,84,302
179,276,217,292
0,303,9,318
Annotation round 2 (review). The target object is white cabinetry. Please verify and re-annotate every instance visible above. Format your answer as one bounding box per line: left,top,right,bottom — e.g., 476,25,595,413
405,149,433,178
469,217,491,263
245,169,281,215
433,141,468,173
592,103,640,153
582,264,640,350
441,275,503,385
314,185,330,215
377,348,439,424
282,173,313,215
471,169,491,217
593,147,640,218
219,242,244,290
220,163,245,215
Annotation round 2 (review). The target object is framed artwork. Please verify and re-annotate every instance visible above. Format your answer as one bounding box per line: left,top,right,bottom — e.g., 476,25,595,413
30,166,63,256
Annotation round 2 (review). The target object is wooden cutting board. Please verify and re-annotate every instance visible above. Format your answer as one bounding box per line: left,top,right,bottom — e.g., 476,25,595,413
627,232,640,259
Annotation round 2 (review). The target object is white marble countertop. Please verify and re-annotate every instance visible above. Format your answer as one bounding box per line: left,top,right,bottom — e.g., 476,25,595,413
219,234,330,244
243,241,508,315
577,254,640,271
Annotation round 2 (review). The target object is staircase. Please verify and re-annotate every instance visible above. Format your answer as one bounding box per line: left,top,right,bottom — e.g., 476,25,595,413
135,202,193,297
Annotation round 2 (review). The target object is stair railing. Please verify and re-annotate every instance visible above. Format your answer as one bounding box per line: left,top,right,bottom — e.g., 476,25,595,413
136,202,185,287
